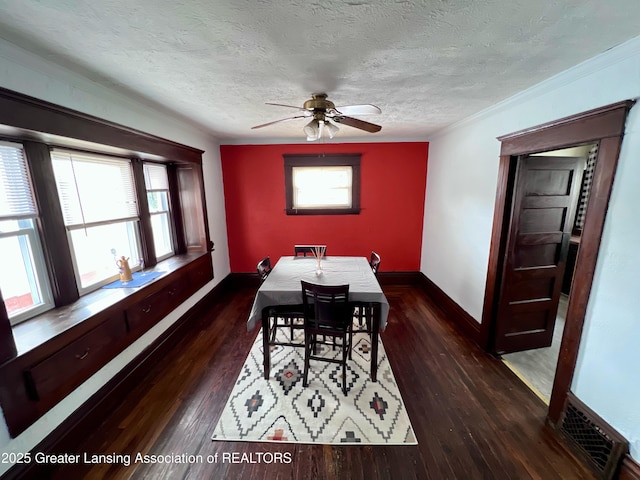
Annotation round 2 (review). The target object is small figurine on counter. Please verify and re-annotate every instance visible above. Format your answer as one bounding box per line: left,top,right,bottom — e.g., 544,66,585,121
116,255,133,282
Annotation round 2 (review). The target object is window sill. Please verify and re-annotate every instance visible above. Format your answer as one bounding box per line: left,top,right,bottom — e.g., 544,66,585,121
285,207,361,215
10,252,209,357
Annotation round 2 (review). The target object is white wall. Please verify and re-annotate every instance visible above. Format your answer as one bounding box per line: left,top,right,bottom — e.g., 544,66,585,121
422,35,640,460
0,39,230,475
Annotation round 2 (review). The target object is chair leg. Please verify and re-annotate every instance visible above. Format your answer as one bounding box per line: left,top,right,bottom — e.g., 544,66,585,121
303,333,311,388
362,305,370,329
342,338,348,396
269,317,277,342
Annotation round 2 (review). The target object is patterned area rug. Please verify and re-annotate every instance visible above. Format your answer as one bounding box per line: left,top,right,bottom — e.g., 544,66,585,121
211,322,417,445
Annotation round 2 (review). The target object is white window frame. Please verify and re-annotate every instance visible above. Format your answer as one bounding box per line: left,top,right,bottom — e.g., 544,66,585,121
65,220,142,294
51,149,142,294
143,162,174,262
0,141,53,324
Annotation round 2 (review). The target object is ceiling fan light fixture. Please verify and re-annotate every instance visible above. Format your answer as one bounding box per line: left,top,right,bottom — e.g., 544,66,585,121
303,119,319,141
325,120,339,138
253,94,381,139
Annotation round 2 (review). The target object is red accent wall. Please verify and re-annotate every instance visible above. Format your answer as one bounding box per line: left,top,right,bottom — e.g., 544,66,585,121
221,142,428,272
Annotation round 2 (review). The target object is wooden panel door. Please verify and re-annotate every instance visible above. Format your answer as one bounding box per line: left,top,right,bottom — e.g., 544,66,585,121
494,156,585,353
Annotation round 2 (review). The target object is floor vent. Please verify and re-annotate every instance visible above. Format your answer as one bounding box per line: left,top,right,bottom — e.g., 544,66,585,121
560,392,628,480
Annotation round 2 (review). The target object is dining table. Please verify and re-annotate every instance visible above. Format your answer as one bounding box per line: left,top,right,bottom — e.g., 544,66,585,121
247,255,390,382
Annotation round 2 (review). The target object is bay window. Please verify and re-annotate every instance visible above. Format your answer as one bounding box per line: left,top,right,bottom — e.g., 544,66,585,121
0,87,213,437
0,85,211,352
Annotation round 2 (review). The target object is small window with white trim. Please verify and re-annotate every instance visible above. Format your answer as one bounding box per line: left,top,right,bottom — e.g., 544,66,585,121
284,154,361,215
51,150,141,293
0,142,53,324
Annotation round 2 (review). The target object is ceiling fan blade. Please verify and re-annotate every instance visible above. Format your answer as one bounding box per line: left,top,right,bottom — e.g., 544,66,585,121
265,102,311,112
251,116,307,129
333,116,382,133
334,104,381,116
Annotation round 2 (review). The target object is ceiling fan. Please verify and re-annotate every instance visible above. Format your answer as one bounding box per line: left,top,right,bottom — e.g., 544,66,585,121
251,93,382,141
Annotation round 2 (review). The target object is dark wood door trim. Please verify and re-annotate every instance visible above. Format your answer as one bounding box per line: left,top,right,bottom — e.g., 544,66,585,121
480,100,635,425
620,454,640,480
498,101,632,156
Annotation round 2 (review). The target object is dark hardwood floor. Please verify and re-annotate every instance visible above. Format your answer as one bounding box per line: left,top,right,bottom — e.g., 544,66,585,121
49,284,594,480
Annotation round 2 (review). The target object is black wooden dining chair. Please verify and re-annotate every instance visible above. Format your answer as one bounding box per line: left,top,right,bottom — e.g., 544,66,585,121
294,245,327,257
256,256,304,346
256,256,272,282
369,250,381,274
301,281,352,396
353,251,381,335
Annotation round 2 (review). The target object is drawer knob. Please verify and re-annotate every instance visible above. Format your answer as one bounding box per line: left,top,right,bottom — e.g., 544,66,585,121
142,305,152,313
168,288,177,296
75,348,90,360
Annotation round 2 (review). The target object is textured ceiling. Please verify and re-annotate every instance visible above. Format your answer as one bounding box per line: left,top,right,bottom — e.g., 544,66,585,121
1,1,640,143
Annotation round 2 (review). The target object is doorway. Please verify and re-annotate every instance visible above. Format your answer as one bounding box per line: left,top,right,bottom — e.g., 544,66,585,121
500,144,596,404
479,101,634,424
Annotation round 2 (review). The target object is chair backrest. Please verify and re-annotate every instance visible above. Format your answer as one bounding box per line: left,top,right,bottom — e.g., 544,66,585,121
294,245,327,257
301,281,350,330
370,251,381,274
256,256,272,282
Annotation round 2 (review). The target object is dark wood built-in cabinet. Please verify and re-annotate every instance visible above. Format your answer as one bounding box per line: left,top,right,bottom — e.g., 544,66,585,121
0,87,214,437
0,254,212,437
26,313,129,410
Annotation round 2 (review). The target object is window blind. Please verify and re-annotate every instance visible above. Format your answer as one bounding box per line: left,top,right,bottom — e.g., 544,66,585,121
143,163,169,190
51,150,138,228
0,142,37,220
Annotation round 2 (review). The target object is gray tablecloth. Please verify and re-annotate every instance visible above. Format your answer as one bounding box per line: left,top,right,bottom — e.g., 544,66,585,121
247,256,389,331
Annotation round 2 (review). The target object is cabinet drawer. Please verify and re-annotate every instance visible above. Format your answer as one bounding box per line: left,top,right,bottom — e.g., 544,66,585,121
27,313,127,405
125,280,188,333
189,256,213,291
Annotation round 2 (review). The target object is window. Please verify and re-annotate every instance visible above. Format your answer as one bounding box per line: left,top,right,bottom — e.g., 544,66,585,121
0,142,53,324
144,163,174,260
292,166,353,208
51,150,141,292
284,154,361,215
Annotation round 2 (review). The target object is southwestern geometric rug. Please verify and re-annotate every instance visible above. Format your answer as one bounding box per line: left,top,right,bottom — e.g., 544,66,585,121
211,322,417,445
